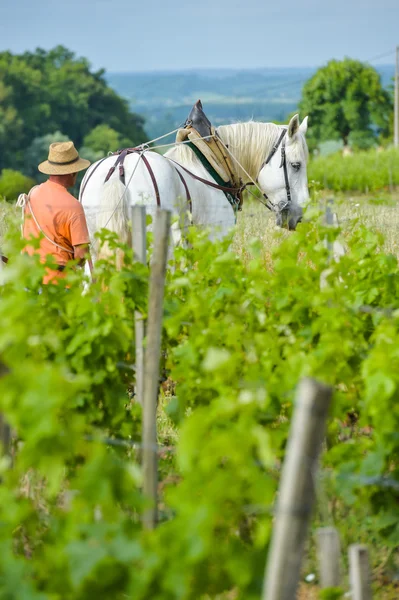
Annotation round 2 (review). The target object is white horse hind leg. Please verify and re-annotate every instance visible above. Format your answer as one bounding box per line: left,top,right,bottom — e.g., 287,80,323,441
96,178,130,268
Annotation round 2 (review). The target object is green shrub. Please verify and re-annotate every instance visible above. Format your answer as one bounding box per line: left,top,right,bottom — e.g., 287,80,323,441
83,124,131,155
0,169,36,203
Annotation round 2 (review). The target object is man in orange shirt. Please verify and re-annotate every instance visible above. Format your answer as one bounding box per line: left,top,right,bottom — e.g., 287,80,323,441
23,141,91,284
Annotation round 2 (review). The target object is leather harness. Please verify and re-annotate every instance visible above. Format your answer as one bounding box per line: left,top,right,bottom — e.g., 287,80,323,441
81,145,243,216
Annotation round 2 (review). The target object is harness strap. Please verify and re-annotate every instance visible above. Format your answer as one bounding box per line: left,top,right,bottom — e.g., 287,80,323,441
256,128,292,213
80,155,109,202
174,166,193,214
141,153,161,206
167,157,244,196
186,141,243,211
103,148,162,206
261,129,287,170
280,138,292,207
104,150,128,184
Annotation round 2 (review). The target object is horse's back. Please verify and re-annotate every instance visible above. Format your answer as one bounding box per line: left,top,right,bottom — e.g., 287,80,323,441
79,151,190,246
81,151,184,208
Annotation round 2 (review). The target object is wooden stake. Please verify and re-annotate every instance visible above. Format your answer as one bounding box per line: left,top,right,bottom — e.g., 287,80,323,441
349,544,372,600
131,205,147,406
0,360,11,461
142,208,171,530
262,378,333,600
316,527,341,588
394,45,399,148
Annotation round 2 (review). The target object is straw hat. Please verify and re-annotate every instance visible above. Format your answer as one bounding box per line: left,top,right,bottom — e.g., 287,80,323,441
38,141,91,175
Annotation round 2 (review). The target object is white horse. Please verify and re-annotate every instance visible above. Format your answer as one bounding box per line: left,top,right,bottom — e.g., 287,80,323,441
79,114,309,259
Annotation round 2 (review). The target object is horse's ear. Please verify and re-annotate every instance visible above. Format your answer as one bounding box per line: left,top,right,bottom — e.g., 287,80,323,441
287,114,300,139
299,116,309,135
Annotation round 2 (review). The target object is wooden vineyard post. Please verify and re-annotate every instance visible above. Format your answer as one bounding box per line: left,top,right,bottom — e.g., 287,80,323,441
320,198,345,289
316,527,341,589
349,545,372,600
0,360,11,462
131,205,147,406
262,378,333,600
142,208,171,530
325,198,345,261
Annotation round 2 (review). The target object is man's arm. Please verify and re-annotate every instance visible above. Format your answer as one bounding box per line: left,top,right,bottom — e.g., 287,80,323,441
73,243,90,266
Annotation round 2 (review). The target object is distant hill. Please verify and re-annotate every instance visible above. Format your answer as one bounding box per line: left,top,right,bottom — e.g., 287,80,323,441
106,65,395,141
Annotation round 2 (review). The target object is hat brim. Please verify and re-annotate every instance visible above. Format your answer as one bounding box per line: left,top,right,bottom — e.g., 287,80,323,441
38,158,91,175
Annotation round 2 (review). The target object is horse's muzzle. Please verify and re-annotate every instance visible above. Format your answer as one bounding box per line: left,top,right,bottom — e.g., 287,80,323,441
275,208,302,231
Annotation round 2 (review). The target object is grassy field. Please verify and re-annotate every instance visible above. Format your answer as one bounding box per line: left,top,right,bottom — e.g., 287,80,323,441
3,190,399,257
234,190,399,264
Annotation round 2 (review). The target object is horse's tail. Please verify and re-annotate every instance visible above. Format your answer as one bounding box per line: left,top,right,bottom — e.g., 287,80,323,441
96,178,130,269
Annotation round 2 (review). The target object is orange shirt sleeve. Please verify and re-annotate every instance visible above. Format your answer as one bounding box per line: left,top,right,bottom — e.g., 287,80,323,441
69,206,90,247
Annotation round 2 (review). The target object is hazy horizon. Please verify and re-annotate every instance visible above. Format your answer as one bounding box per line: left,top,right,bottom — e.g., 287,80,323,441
105,62,395,75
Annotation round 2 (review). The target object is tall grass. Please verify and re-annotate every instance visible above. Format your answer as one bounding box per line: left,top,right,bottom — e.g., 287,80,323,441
234,191,399,263
308,148,399,193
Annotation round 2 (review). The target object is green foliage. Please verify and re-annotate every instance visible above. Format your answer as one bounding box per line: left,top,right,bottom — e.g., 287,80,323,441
24,131,70,178
83,124,131,155
299,58,392,150
0,210,399,597
0,46,147,173
319,588,344,599
163,221,399,585
308,147,399,192
0,169,35,202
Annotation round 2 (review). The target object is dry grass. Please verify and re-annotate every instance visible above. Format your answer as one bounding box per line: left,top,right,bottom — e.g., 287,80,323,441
2,191,398,258
233,191,399,265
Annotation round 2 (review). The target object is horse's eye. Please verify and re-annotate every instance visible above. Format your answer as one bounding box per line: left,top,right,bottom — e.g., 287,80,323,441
291,162,301,172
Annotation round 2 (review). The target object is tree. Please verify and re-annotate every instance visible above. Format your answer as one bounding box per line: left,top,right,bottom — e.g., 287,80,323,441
83,124,130,155
299,58,393,151
0,46,147,172
24,131,69,178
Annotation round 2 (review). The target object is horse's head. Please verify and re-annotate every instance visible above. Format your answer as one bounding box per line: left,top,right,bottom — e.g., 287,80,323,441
258,114,309,231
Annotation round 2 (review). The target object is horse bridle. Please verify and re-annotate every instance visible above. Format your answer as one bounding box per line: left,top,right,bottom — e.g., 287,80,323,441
259,128,292,213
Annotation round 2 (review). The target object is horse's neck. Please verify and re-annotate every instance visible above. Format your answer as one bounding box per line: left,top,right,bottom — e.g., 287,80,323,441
216,122,281,183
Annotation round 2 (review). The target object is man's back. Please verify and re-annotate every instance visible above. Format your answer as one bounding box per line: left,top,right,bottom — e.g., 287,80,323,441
24,179,90,266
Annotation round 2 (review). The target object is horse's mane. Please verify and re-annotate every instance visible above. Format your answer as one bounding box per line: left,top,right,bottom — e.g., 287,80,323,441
166,121,308,182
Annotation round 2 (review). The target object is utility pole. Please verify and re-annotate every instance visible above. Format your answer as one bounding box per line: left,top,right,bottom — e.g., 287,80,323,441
395,45,399,147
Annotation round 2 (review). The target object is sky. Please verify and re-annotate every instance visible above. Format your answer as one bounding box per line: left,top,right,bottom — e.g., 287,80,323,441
0,0,398,73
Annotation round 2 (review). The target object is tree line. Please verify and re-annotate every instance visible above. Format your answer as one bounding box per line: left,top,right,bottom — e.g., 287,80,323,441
0,45,147,200
0,49,395,201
